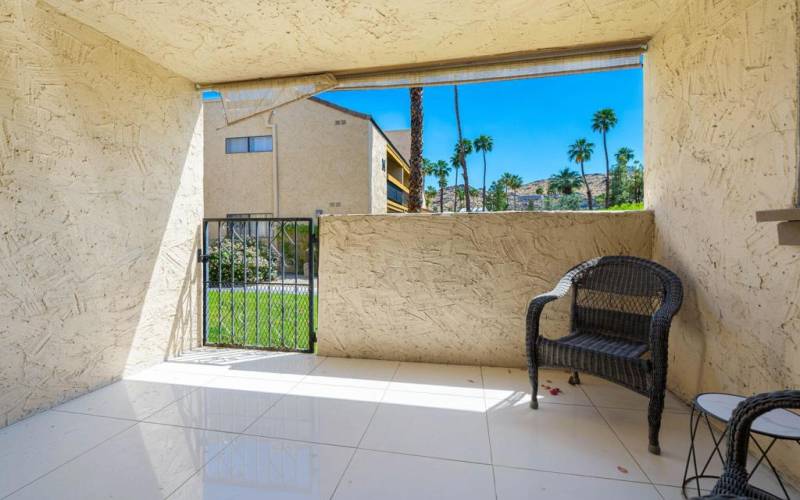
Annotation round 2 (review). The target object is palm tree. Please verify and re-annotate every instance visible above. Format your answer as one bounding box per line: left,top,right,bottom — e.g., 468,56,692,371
421,158,436,209
498,172,523,209
430,159,451,212
548,168,582,195
616,147,634,166
424,186,437,208
506,174,523,210
610,147,634,205
450,152,461,211
473,135,493,209
568,138,595,209
591,108,617,208
486,180,508,211
454,186,465,209
408,87,424,212
453,86,472,211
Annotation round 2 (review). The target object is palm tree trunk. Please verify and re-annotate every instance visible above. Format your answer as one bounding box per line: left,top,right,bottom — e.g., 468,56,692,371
453,168,459,212
580,160,593,210
408,87,424,212
453,86,471,212
602,131,609,208
439,186,444,213
481,151,487,210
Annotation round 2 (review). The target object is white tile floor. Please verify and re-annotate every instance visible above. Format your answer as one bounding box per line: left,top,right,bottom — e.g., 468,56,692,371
0,349,797,500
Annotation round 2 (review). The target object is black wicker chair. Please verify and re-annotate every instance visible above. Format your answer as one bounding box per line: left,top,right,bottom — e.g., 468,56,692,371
526,256,683,455
699,390,800,500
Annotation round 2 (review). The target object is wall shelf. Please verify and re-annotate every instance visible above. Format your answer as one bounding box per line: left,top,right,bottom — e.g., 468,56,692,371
755,208,800,245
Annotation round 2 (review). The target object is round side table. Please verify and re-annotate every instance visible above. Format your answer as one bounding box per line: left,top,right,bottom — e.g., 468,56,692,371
682,393,800,499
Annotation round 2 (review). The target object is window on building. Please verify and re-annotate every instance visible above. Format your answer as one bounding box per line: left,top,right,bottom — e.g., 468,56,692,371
225,136,272,154
249,136,272,152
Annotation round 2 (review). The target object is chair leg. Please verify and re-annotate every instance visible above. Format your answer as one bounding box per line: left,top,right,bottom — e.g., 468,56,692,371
648,391,665,455
528,366,539,409
568,371,581,385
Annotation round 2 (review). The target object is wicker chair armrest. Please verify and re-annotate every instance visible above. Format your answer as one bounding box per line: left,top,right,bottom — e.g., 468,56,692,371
727,390,800,470
526,278,573,344
647,308,674,353
648,279,683,353
708,390,800,498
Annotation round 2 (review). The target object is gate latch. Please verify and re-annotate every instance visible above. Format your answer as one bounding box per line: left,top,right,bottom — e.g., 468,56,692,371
197,249,209,263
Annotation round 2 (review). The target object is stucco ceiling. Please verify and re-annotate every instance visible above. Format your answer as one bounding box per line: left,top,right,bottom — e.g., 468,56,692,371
46,0,684,84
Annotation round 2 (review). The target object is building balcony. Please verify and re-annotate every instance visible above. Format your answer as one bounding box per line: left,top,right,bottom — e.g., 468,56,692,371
387,177,409,212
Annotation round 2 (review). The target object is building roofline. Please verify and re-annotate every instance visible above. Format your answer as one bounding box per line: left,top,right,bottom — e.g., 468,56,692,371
308,96,410,165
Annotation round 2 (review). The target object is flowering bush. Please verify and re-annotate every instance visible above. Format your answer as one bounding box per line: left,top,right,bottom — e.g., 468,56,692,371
207,237,280,285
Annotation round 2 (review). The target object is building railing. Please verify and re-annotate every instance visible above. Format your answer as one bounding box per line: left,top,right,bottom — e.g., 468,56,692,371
387,182,408,207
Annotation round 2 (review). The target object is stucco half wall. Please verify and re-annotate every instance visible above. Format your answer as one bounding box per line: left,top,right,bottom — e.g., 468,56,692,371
0,2,203,426
317,211,654,366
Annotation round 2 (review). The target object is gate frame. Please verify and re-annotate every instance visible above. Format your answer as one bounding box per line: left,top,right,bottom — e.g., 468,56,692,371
199,217,316,353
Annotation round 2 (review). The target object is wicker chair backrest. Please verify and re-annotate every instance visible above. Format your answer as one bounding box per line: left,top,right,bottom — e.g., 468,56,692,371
571,258,667,343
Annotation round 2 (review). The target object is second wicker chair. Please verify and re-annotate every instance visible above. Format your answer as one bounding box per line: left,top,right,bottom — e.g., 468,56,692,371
526,256,683,455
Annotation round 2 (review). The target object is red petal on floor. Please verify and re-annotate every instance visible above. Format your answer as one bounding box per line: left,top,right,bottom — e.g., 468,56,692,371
617,466,629,474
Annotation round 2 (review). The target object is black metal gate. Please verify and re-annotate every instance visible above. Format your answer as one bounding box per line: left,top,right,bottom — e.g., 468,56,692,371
200,217,316,352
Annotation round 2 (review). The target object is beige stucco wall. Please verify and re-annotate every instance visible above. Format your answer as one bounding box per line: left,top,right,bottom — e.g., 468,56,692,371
45,0,685,83
272,99,375,217
645,0,799,481
204,98,385,219
204,100,275,218
385,129,411,162
318,211,654,366
0,1,203,427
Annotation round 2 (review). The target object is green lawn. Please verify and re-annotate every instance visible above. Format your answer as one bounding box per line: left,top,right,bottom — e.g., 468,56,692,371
206,288,316,351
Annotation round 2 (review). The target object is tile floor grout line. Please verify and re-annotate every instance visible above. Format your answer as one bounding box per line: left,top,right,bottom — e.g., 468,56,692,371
490,462,673,487
50,408,144,423
137,378,212,422
0,417,139,500
592,398,658,486
165,357,321,499
12,355,710,499
162,430,247,500
328,360,401,500
480,366,500,500
1,353,314,500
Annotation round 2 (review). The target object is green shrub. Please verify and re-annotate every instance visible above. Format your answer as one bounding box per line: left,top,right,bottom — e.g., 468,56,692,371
208,237,280,285
557,193,582,210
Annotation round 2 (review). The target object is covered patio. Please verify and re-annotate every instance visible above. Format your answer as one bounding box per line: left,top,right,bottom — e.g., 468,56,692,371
1,349,794,499
1,0,799,498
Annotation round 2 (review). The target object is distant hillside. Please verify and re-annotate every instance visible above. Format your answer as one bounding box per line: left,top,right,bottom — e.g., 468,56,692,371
428,173,607,211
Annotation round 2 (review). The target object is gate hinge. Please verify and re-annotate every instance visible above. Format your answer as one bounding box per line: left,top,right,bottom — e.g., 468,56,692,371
197,249,209,263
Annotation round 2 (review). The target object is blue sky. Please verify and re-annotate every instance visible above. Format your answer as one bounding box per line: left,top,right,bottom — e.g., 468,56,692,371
319,68,642,186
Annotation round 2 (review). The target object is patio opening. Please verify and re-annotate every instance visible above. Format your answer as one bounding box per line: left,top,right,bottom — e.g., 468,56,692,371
201,217,317,352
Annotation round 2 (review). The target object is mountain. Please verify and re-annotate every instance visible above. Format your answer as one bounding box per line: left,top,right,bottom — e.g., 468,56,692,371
427,173,606,211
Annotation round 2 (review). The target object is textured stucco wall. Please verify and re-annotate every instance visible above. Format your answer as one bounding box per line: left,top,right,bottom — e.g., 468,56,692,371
271,99,374,218
45,0,684,83
203,100,275,218
645,0,799,481
204,98,391,219
318,211,654,366
0,1,203,426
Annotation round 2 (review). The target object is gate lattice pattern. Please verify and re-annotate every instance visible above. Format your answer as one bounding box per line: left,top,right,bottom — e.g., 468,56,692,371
201,218,316,352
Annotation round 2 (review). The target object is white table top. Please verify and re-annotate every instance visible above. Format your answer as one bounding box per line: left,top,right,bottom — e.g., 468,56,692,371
695,393,800,439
